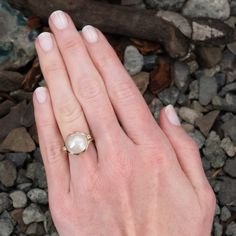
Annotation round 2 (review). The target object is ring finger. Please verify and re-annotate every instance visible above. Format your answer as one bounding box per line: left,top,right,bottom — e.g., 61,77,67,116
35,32,97,185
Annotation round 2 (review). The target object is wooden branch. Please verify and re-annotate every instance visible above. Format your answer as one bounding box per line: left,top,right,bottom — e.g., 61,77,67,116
7,0,189,58
7,0,235,58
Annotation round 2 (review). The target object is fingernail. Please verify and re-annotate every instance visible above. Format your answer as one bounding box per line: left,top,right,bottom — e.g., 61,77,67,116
50,10,68,30
82,25,98,43
38,32,53,52
35,87,47,104
165,105,181,126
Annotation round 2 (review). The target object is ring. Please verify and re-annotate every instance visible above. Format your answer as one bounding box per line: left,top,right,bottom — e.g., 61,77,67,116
63,131,94,155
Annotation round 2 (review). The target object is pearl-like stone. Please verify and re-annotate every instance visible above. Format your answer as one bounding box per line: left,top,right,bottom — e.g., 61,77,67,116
65,132,88,155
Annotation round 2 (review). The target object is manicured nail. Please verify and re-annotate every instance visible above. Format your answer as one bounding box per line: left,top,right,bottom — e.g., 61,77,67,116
38,32,53,52
82,25,98,43
50,10,68,30
35,87,47,104
165,105,181,126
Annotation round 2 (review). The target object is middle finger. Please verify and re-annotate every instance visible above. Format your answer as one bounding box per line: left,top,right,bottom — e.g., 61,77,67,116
49,11,124,154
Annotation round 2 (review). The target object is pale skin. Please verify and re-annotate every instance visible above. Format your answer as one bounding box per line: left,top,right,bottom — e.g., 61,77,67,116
33,10,216,236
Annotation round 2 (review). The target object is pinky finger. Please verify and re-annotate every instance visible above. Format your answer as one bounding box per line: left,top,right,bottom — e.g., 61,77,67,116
33,87,70,196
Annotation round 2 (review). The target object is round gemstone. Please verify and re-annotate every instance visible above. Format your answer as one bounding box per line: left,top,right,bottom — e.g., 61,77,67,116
65,132,88,155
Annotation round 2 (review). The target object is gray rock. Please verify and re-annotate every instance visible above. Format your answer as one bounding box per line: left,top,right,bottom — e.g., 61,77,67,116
219,82,236,96
177,93,188,106
199,74,218,106
145,0,186,10
221,112,234,123
158,87,180,105
0,160,17,187
0,1,36,70
226,221,236,236
27,189,48,205
16,169,31,185
188,80,199,100
172,61,190,92
178,107,203,124
197,47,223,68
215,72,226,89
214,220,223,236
22,204,45,225
213,95,236,112
203,145,227,168
17,183,32,192
182,0,230,20
0,218,14,236
26,163,47,188
221,137,236,157
149,98,163,120
205,131,221,147
5,153,27,168
218,177,236,206
9,191,27,208
221,116,236,144
224,158,236,177
220,206,231,221
124,45,144,76
0,193,11,214
25,222,45,235
220,50,236,71
201,157,211,171
188,130,205,149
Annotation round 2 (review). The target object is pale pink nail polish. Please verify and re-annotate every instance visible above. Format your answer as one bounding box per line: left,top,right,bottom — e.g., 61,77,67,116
35,87,47,104
50,10,68,30
82,25,98,43
38,32,53,52
165,105,181,126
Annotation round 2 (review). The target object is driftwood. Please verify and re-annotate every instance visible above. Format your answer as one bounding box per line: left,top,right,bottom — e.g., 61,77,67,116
7,0,235,58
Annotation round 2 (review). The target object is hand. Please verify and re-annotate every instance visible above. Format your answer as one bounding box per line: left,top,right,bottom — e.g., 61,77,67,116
33,10,216,236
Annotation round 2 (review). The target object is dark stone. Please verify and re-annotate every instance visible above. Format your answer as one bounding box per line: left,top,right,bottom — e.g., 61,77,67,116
196,46,223,68
0,193,11,214
195,110,220,136
5,153,27,168
0,101,28,142
158,87,180,105
0,127,36,153
0,100,15,118
221,116,236,144
199,74,217,106
0,71,23,92
224,158,236,178
218,177,236,206
0,160,17,187
172,61,190,92
26,162,47,189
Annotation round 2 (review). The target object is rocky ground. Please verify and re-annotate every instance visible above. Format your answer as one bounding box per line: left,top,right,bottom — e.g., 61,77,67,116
0,0,236,235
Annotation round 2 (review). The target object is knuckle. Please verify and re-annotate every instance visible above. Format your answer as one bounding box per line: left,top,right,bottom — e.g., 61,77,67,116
113,81,136,104
45,140,64,163
57,101,83,123
79,78,101,101
61,37,80,52
44,62,64,77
